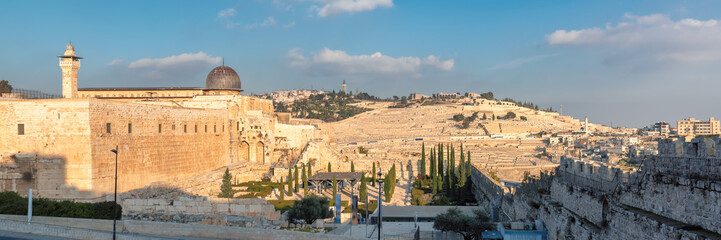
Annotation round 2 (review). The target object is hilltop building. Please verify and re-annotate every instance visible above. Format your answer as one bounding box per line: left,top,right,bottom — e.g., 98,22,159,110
342,80,347,94
677,117,720,136
653,121,670,137
0,43,325,200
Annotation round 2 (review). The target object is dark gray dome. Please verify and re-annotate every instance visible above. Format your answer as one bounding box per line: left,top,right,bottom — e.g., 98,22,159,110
205,65,241,90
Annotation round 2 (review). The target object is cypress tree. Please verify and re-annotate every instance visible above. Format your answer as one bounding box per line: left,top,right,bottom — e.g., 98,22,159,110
294,165,299,193
371,162,376,186
450,145,456,195
308,163,313,177
302,164,308,196
467,151,472,178
437,144,444,176
286,169,292,196
279,179,285,200
328,162,332,172
332,174,338,203
429,148,436,180
459,145,466,189
351,161,355,172
360,174,368,202
420,143,426,177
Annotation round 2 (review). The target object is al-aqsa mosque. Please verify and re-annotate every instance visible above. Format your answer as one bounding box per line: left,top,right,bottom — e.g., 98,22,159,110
0,43,329,200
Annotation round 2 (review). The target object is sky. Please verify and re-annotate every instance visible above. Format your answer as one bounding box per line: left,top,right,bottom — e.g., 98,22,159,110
2,0,721,128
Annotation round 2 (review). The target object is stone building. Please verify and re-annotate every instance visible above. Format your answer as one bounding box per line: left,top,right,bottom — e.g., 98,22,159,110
677,117,720,136
0,43,322,200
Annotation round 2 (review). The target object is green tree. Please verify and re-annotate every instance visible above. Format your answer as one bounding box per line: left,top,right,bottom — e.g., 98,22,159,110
302,164,308,196
459,145,466,189
371,162,376,187
420,143,426,177
308,163,313,177
453,113,465,122
0,80,12,94
482,113,487,120
328,162,332,172
520,116,527,121
437,144,444,176
287,195,334,224
359,174,368,202
429,148,436,179
506,111,516,119
218,168,234,198
279,179,285,200
287,169,293,196
332,174,338,203
433,207,495,240
294,166,299,193
351,161,355,172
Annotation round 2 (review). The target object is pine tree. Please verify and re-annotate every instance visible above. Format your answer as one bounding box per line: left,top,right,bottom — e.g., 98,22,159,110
351,161,355,172
294,165,299,193
359,174,368,202
328,162,332,172
218,168,234,198
332,174,338,203
279,179,285,200
371,162,376,187
420,142,426,177
302,164,308,196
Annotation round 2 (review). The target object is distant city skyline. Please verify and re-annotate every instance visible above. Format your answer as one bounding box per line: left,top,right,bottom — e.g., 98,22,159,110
2,0,721,128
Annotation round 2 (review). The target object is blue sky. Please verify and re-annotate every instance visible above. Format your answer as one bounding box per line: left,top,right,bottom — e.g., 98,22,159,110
2,0,721,127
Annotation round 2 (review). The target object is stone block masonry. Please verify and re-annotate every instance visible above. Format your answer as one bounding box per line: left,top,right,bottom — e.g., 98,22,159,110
121,196,280,225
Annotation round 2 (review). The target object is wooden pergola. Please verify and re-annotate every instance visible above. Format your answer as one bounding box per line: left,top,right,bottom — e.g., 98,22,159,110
307,172,365,193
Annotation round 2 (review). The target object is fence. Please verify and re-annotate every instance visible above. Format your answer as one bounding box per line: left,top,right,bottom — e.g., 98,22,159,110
12,88,61,99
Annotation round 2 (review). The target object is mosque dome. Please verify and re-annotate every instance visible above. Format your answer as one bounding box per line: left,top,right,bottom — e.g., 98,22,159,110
205,65,241,90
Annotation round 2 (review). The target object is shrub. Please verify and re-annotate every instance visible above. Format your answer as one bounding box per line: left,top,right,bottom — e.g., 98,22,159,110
287,195,333,224
0,191,120,220
453,114,465,122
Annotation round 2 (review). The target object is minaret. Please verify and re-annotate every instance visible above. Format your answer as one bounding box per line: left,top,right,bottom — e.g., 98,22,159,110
584,116,589,132
342,80,347,94
57,41,82,98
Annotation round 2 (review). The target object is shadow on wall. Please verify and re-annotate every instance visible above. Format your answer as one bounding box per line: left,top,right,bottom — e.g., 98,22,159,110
0,152,101,201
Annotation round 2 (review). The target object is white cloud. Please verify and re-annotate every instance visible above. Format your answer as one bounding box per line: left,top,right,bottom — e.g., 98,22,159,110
283,21,296,29
129,52,221,69
547,14,721,64
313,0,393,17
487,54,559,71
106,59,124,66
288,48,453,77
218,8,236,18
244,16,277,30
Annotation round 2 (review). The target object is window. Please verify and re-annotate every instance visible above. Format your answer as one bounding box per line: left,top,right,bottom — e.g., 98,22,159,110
222,125,225,132
17,124,25,135
128,123,132,133
237,122,239,130
158,124,162,133
172,124,176,130
195,125,198,133
184,125,187,133
214,125,217,133
205,125,208,133
106,123,111,134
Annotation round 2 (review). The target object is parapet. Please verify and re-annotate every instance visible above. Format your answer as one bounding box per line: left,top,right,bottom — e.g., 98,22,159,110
658,136,721,157
557,157,639,192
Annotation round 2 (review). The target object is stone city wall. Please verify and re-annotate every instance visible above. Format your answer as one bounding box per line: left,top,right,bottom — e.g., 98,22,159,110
548,180,606,226
87,100,230,197
121,196,280,224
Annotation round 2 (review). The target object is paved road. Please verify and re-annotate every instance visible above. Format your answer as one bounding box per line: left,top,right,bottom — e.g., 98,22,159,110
0,231,72,240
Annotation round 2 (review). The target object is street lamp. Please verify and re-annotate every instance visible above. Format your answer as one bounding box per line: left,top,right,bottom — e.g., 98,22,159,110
110,146,118,240
377,171,383,240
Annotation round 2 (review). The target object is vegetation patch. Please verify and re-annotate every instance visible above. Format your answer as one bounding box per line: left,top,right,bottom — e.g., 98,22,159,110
0,191,121,220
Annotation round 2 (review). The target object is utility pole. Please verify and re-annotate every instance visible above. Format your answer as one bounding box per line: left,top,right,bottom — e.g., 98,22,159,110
377,171,383,240
110,146,119,240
